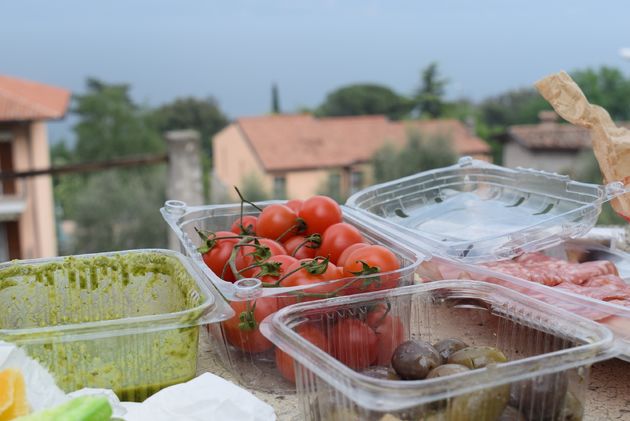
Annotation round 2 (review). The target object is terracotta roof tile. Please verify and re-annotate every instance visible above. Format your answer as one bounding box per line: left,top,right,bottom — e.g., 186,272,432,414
235,114,490,172
0,75,70,122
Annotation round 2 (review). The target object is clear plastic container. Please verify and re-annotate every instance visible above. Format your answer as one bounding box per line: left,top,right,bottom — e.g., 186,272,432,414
0,249,233,401
346,157,629,263
161,200,424,392
261,281,617,421
417,240,630,360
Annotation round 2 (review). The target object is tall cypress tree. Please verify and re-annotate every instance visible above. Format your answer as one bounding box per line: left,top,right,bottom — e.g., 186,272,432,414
271,83,281,114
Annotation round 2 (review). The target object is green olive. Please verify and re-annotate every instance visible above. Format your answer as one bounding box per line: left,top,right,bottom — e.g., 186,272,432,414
433,338,468,364
447,346,507,369
448,384,510,421
498,406,526,421
509,372,568,420
360,365,401,380
391,340,441,380
426,364,470,379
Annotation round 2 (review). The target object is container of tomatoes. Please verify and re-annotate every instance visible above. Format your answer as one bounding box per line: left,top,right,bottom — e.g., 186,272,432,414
260,280,617,421
161,195,424,391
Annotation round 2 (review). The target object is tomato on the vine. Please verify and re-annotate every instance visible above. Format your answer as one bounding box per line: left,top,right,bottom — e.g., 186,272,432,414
280,258,340,304
275,324,328,383
342,245,401,292
257,204,299,241
317,223,365,264
331,318,378,370
198,230,239,282
235,238,287,278
223,298,279,353
366,304,405,365
298,196,342,235
283,235,319,260
230,216,258,236
250,254,298,285
285,199,303,213
337,242,370,267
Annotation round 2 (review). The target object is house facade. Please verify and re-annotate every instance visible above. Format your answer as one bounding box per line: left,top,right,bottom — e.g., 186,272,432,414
503,111,593,173
212,114,491,202
0,75,70,261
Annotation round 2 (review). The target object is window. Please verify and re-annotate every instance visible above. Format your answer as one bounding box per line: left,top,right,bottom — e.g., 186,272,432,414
350,170,364,194
328,173,341,201
273,175,286,199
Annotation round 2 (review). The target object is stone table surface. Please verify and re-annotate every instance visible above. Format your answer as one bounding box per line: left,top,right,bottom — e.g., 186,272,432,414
197,331,630,421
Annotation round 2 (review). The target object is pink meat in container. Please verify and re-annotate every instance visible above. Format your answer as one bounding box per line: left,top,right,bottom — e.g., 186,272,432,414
161,199,425,392
260,281,618,421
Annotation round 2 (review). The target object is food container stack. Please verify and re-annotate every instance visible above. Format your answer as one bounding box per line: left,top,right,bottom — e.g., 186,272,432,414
0,249,232,401
161,198,424,392
261,281,615,421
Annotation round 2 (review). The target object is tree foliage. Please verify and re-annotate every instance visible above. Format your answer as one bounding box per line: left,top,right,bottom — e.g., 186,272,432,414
239,172,270,202
153,96,228,157
317,84,412,120
373,130,457,183
571,66,630,121
415,62,449,118
271,83,281,114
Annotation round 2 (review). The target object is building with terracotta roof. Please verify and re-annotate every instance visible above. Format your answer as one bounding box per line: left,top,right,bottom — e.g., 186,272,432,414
212,114,490,201
0,75,70,260
502,111,596,173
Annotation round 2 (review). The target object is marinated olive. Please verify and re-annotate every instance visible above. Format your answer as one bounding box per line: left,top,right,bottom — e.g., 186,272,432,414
391,340,441,380
509,372,568,421
498,406,526,421
426,364,470,379
433,338,468,364
447,346,507,369
360,365,401,380
448,384,510,421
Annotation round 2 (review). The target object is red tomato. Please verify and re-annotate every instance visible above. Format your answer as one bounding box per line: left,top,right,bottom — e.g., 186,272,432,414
337,243,370,267
235,238,287,278
342,245,401,292
331,318,378,370
200,230,239,282
275,324,328,383
223,298,279,353
283,235,318,259
250,254,298,285
257,204,299,241
280,258,340,304
285,199,304,213
318,223,365,264
230,216,258,235
299,196,342,235
366,305,406,365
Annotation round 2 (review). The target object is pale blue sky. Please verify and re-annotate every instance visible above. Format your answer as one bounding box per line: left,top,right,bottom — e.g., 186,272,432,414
2,0,629,142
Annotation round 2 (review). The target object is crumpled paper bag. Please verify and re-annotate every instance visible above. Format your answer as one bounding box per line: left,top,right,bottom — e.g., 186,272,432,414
121,373,276,421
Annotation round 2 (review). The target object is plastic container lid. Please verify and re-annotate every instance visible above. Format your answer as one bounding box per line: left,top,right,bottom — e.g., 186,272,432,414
346,157,629,263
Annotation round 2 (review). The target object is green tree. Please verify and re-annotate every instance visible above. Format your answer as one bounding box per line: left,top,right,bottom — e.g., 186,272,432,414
571,66,630,120
373,130,457,183
153,96,228,157
239,172,270,202
415,62,448,118
479,88,550,128
317,84,412,120
271,83,281,114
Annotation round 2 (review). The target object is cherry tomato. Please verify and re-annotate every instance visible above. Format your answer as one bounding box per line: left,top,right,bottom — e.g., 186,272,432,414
342,245,401,292
235,238,287,278
331,318,377,370
275,324,328,383
280,258,340,304
200,230,239,282
283,236,317,259
223,298,279,353
257,204,299,241
250,254,298,285
230,215,258,235
337,242,370,267
366,304,406,365
285,199,303,213
318,223,365,264
299,196,342,235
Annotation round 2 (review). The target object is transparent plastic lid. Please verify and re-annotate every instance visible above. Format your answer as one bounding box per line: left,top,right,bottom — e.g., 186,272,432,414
346,157,629,263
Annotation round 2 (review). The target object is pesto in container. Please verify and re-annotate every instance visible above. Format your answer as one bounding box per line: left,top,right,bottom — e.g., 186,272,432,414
0,250,232,401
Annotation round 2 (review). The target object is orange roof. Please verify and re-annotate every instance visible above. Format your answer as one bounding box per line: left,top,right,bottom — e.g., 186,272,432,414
234,114,490,172
0,75,70,122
